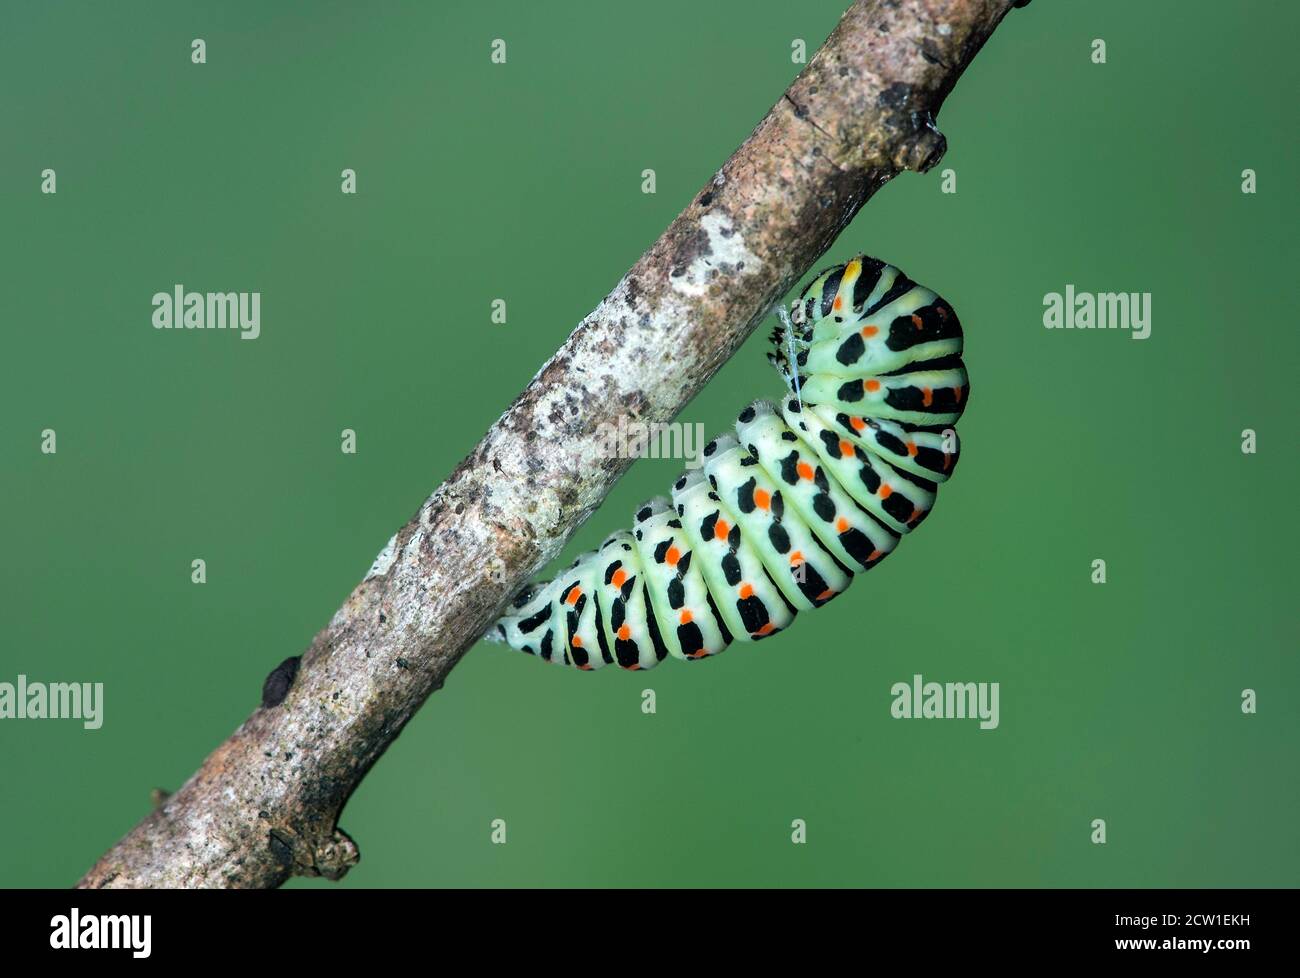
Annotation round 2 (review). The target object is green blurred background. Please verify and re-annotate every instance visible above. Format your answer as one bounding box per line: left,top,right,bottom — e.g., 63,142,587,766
1,0,1295,888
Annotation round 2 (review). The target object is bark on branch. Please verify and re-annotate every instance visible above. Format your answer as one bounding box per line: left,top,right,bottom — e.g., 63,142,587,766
79,0,1023,889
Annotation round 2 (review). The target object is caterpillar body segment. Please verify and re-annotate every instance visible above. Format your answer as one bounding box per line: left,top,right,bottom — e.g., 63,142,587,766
784,402,937,534
811,410,960,484
739,400,899,573
591,531,665,671
704,429,853,611
631,496,733,662
491,255,968,672
796,365,967,427
670,467,797,643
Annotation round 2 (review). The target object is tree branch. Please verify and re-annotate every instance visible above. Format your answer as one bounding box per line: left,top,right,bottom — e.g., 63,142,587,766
79,0,1023,889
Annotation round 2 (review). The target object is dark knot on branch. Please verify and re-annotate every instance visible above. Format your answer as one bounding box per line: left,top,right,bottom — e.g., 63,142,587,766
268,824,360,882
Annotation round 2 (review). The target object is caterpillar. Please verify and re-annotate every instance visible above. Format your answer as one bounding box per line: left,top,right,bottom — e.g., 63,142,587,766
491,254,967,670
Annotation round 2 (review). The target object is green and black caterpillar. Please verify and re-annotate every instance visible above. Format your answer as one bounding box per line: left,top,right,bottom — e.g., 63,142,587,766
492,255,968,670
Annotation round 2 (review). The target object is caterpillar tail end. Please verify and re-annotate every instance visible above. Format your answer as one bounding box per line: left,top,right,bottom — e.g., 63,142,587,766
486,580,547,645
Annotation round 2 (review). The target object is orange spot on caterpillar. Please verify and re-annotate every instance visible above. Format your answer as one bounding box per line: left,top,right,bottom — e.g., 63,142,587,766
739,583,754,599
943,453,952,471
679,609,693,624
867,549,882,561
789,551,803,565
714,518,730,539
754,623,775,636
907,442,918,456
833,296,843,311
625,663,641,671
611,568,627,587
665,546,681,566
921,387,933,407
911,314,923,329
839,439,853,458
879,484,893,500
850,417,866,431
953,386,963,403
861,325,878,338
577,663,593,671
753,488,771,510
689,649,708,659
565,588,582,605
571,635,583,647
617,624,631,641
816,589,835,601
836,517,849,532
864,379,880,392
908,508,922,523
796,461,814,481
